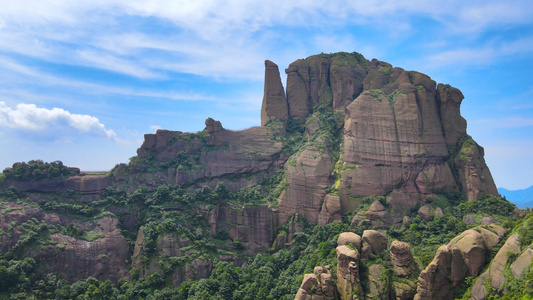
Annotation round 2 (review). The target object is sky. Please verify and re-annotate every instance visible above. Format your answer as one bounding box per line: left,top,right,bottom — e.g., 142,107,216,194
0,0,532,190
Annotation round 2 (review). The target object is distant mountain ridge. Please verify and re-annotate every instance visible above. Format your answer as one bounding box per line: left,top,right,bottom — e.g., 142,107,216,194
499,185,533,208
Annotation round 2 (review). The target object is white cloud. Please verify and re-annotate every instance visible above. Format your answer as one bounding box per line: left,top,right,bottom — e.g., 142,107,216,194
0,101,116,139
150,125,161,132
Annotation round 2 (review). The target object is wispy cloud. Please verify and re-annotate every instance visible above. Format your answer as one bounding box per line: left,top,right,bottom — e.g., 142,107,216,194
1,0,531,81
423,37,533,68
473,117,533,129
0,56,213,101
0,101,116,139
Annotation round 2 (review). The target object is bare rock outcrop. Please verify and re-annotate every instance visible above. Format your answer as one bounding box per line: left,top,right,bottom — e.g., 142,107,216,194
294,266,335,300
390,241,418,300
470,234,521,300
362,230,388,257
318,194,342,226
3,174,111,196
123,124,286,192
278,141,334,224
205,202,277,254
452,138,498,201
261,60,289,126
336,245,363,300
510,248,533,278
414,225,507,300
337,232,362,252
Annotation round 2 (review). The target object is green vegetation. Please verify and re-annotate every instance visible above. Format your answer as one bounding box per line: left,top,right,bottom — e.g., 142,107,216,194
0,179,529,299
378,66,390,76
369,89,405,107
1,160,80,181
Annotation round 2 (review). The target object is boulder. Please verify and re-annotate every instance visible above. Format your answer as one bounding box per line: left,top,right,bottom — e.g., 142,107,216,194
390,241,418,299
337,232,362,252
295,266,335,299
511,248,533,278
318,194,342,226
418,205,432,221
434,207,444,218
362,230,388,255
480,216,496,225
366,200,392,229
463,214,477,224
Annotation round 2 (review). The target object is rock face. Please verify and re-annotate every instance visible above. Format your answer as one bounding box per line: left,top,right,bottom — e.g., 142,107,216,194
276,52,497,221
3,174,110,196
205,202,277,254
131,228,216,287
119,122,286,193
414,225,507,300
278,141,334,224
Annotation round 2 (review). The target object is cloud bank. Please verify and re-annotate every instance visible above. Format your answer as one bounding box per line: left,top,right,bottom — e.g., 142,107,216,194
0,101,116,139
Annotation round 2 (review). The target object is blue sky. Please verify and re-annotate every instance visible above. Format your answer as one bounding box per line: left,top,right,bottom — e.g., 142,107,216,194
0,1,532,190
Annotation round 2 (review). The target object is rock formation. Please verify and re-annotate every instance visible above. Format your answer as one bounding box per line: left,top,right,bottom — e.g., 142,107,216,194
390,241,419,300
301,232,421,300
414,224,507,300
470,234,521,299
295,266,336,300
336,245,363,300
261,60,289,126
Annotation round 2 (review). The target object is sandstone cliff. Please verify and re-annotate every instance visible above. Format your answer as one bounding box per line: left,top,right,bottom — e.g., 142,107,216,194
2,52,497,227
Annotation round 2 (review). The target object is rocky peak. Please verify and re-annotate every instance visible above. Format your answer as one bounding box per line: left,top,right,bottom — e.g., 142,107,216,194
205,117,223,134
261,60,289,126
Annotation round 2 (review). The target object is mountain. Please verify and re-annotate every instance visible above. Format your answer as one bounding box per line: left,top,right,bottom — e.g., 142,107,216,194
498,185,533,208
1,52,531,300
